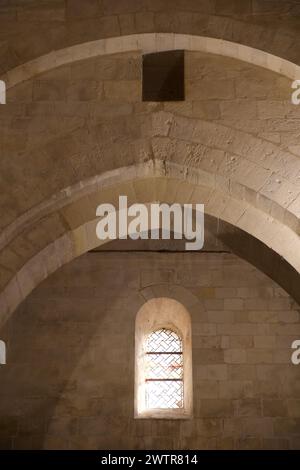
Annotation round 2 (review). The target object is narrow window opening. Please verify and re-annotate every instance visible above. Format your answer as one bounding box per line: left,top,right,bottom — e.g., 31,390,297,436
142,50,185,102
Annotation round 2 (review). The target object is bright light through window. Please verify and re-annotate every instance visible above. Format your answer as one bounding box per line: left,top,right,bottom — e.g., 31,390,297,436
145,328,183,409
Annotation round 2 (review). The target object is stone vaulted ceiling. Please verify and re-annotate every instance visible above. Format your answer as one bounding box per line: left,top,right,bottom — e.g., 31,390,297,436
0,0,299,322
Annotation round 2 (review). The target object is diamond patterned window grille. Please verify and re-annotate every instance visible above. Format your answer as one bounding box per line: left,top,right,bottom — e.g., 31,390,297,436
145,328,183,409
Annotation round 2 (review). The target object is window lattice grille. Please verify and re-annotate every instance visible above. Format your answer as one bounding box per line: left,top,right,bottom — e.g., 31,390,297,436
145,328,183,409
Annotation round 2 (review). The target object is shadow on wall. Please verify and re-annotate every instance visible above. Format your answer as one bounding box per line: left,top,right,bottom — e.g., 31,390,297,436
0,270,140,449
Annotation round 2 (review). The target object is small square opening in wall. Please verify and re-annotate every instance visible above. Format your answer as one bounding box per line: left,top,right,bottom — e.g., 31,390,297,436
142,50,184,102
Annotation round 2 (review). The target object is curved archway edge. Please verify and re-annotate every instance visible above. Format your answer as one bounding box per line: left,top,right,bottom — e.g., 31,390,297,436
0,168,299,327
1,33,300,90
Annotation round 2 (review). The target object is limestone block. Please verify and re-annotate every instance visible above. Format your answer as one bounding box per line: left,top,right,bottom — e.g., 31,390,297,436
228,365,257,381
273,418,300,436
254,336,276,348
224,299,244,310
215,0,252,15
247,350,273,364
224,349,247,364
196,418,223,438
193,348,224,364
236,437,262,449
242,417,274,438
220,100,257,120
66,0,101,19
236,399,262,417
230,336,254,349
217,323,258,336
287,400,300,418
273,350,292,364
220,380,253,399
192,101,221,120
103,80,141,101
61,196,94,230
174,34,191,51
33,80,67,101
133,177,157,202
263,400,288,418
16,253,47,299
118,14,135,35
277,311,299,323
102,0,144,15
187,78,235,101
199,399,234,418
196,364,228,381
0,277,23,326
262,438,289,450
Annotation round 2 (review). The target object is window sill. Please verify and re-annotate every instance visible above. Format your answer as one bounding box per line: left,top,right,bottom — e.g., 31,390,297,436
135,409,192,420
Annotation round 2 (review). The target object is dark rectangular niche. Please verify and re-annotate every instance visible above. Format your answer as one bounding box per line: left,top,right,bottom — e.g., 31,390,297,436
142,50,185,102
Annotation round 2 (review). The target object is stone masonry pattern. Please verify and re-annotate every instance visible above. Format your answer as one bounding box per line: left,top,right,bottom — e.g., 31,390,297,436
0,251,299,450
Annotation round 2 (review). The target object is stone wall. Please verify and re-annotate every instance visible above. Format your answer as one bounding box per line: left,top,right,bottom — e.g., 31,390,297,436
1,0,300,76
0,250,299,449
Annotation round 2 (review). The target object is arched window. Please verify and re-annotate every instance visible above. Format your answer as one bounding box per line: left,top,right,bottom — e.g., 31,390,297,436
135,298,192,419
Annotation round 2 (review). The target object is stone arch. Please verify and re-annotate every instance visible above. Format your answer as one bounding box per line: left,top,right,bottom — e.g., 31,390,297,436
2,33,300,89
0,168,299,327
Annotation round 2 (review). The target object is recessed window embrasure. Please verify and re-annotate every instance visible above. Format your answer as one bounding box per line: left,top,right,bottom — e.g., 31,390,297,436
135,297,193,419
